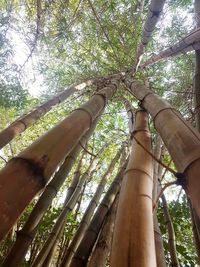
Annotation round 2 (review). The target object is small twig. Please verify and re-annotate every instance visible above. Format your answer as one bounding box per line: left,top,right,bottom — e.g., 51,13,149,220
132,135,176,176
87,0,121,67
160,159,172,182
0,155,8,163
21,0,42,68
79,141,97,157
153,181,177,211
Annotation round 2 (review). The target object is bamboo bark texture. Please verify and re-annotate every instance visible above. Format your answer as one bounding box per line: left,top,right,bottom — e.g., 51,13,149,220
68,163,127,267
0,80,92,150
0,78,119,241
154,214,166,267
152,137,166,267
124,78,200,219
161,193,179,267
3,117,100,267
136,0,166,65
31,143,107,267
188,199,200,262
140,27,200,69
111,110,156,267
87,195,119,267
60,147,122,267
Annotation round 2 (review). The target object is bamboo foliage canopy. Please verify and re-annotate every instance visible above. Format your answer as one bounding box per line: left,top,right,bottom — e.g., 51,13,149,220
0,0,199,266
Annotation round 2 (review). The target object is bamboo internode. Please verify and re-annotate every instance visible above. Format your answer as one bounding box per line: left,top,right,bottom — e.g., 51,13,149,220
2,122,97,267
111,110,156,267
69,162,127,267
124,78,200,218
140,28,200,69
0,79,119,241
61,147,123,267
135,0,166,67
0,81,92,150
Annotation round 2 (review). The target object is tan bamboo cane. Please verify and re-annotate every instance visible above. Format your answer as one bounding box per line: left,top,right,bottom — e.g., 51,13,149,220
161,193,179,267
140,27,200,69
60,147,123,267
152,138,166,267
135,0,166,68
124,78,200,219
111,110,156,267
0,77,119,241
68,162,127,267
31,143,109,267
87,195,119,267
0,80,95,150
2,117,100,267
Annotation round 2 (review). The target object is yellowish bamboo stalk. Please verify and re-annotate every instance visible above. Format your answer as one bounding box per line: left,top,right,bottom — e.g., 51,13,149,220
111,110,156,267
0,78,119,241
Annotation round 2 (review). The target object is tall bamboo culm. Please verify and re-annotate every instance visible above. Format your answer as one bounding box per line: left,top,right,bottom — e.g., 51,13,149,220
135,0,166,66
152,136,166,267
0,80,94,150
0,77,120,241
60,147,123,267
87,196,119,267
110,110,156,266
31,143,108,267
68,162,127,267
140,27,200,69
124,78,200,219
3,116,101,267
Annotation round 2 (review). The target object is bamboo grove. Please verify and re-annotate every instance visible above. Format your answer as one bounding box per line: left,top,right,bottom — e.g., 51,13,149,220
1,0,200,266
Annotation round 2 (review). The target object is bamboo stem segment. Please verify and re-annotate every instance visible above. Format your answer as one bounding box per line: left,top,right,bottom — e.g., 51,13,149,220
68,163,127,267
2,117,101,267
0,80,93,150
0,79,119,241
124,78,200,219
111,110,156,267
140,27,200,69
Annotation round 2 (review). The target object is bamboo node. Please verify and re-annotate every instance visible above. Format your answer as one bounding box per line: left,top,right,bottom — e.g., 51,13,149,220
79,141,97,157
175,172,187,189
10,157,46,187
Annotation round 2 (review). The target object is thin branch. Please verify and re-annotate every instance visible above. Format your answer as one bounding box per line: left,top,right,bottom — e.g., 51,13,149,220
87,0,121,67
0,155,8,163
132,135,177,176
21,0,42,68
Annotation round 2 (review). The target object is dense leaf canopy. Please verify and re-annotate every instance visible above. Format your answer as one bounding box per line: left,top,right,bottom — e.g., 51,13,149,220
0,0,198,266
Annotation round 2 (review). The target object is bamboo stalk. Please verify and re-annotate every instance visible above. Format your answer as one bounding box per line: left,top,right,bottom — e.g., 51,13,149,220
0,78,119,241
31,143,108,267
69,162,127,267
124,78,200,218
161,193,179,267
140,27,200,69
154,213,166,267
87,195,119,267
188,199,200,263
0,80,93,150
152,137,166,267
2,116,101,267
135,0,166,67
111,110,156,267
152,135,162,203
123,98,135,134
39,153,87,267
60,147,123,267
189,2,200,262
